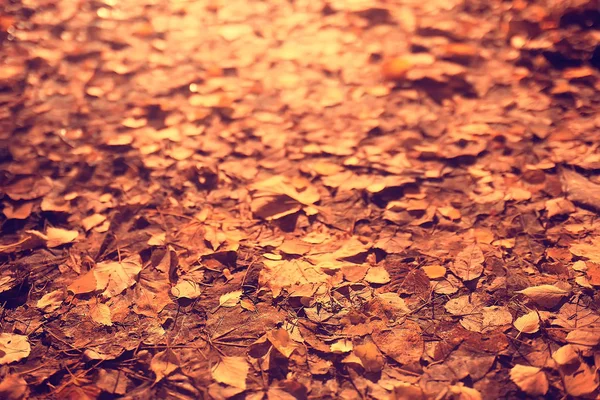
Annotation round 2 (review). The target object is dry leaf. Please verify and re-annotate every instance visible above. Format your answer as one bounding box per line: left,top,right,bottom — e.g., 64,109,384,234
151,349,180,382
449,383,482,400
552,344,579,366
89,301,112,326
0,374,29,400
513,311,540,334
94,256,142,298
563,362,599,397
422,265,446,279
0,334,30,365
82,214,106,231
517,284,569,308
562,169,600,211
371,321,423,365
219,290,242,307
364,266,391,284
545,198,576,218
68,270,97,295
451,244,484,281
565,329,600,346
36,289,65,313
353,342,385,372
211,357,249,390
171,279,202,299
509,364,548,396
27,227,79,248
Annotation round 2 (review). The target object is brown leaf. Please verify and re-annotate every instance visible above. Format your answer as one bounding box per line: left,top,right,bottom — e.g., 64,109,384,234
0,374,29,400
451,243,484,281
563,362,599,397
561,169,600,211
517,284,569,308
371,321,423,365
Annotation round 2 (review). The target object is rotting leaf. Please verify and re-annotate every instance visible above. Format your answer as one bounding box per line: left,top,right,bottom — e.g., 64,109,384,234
151,349,180,382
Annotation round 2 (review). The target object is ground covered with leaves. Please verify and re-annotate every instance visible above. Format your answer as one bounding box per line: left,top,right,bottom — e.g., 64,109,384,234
1,0,600,398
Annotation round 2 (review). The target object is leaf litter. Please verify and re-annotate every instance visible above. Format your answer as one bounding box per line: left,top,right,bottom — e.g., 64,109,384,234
1,0,600,398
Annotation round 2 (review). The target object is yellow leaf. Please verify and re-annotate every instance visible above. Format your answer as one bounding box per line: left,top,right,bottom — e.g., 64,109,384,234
513,311,540,334
552,344,579,366
509,364,548,396
0,334,30,365
517,284,569,308
211,356,249,389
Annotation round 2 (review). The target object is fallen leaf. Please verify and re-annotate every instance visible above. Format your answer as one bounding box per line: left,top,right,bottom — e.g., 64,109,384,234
552,344,579,366
94,256,142,298
0,334,30,365
219,290,242,307
517,284,569,308
171,279,202,299
364,266,391,284
211,357,249,390
513,311,540,334
0,374,29,400
565,329,600,346
563,362,599,397
449,383,482,400
28,227,79,248
36,289,65,313
371,321,423,365
82,214,106,231
422,265,446,279
509,364,548,396
562,169,600,211
353,342,385,372
89,301,112,326
545,198,576,218
451,243,484,281
151,349,180,382
68,270,97,295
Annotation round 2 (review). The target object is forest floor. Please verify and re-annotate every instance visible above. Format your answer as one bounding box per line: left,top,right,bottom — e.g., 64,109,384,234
1,0,600,399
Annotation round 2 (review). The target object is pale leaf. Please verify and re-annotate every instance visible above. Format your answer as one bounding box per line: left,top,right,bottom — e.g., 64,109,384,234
513,311,540,334
364,267,391,284
219,290,242,307
171,280,202,299
211,356,249,389
0,334,30,365
36,289,65,313
509,364,548,396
